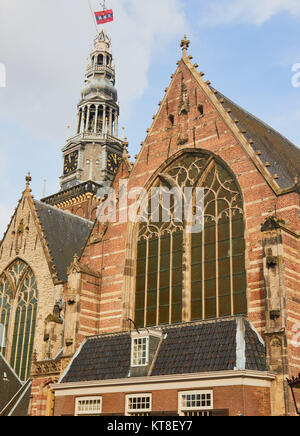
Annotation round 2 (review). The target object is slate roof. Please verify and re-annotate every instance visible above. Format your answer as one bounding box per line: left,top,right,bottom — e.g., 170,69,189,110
244,322,267,372
63,332,132,383
34,200,94,282
151,320,237,376
6,380,32,417
0,354,31,416
212,88,300,190
61,317,268,384
0,354,22,413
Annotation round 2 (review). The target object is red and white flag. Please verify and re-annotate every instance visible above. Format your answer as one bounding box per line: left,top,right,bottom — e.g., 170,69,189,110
94,9,114,25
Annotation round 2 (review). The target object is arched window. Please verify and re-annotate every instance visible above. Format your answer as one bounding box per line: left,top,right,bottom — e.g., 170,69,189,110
0,260,38,380
134,152,247,328
0,276,12,356
97,54,104,66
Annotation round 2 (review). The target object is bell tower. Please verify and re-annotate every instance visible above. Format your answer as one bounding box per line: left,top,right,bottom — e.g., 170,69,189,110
61,29,122,190
42,29,124,220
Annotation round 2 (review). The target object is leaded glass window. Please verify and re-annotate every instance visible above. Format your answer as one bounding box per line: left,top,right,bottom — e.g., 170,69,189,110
134,152,247,328
0,276,11,355
0,259,38,380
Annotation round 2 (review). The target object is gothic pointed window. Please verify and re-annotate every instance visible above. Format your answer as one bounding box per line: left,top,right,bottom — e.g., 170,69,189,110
134,152,247,328
0,259,38,380
0,275,12,356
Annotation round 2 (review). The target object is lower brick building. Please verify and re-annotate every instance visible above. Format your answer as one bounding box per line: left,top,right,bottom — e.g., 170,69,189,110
53,318,274,416
0,32,300,416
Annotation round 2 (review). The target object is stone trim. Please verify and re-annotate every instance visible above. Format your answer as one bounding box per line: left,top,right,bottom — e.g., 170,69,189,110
52,370,276,397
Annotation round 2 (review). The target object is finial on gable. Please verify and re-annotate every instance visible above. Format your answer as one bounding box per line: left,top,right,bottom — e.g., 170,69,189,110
180,35,190,58
25,172,32,191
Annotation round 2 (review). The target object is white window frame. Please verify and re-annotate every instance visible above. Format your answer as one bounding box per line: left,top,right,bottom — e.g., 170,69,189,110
126,393,152,416
75,396,102,416
131,335,149,367
178,390,213,416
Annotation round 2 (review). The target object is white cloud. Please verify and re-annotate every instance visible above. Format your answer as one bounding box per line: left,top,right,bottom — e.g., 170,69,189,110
0,203,13,240
110,0,187,115
0,0,187,141
0,0,187,236
201,0,300,26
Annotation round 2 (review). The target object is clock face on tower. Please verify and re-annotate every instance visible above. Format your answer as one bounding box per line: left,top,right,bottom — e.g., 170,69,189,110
64,151,79,175
107,152,122,175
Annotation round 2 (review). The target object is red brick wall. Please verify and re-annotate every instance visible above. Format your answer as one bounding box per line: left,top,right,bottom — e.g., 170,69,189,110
54,385,271,417
80,58,300,337
60,196,99,222
60,56,300,417
30,376,59,416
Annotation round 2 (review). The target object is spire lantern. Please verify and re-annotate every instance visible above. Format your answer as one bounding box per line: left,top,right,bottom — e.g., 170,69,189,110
94,28,112,52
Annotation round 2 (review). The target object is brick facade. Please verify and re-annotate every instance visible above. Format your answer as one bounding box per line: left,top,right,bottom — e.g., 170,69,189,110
61,51,299,415
1,37,299,417
53,383,272,417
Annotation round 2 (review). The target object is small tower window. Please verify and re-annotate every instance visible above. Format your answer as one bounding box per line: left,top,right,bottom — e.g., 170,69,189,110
168,114,175,127
97,54,104,66
198,104,204,116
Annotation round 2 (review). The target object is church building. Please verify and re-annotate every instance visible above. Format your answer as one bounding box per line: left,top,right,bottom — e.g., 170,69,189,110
0,30,299,416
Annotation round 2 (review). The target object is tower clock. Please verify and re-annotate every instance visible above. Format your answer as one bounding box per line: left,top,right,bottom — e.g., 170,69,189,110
63,151,79,175
107,152,122,175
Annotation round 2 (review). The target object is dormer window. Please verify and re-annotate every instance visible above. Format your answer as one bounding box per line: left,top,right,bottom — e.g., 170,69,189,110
130,328,162,372
131,336,149,367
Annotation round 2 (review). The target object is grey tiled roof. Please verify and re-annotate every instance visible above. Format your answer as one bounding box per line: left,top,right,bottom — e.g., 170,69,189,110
244,322,267,372
151,320,237,376
0,354,22,413
63,332,132,383
212,88,300,190
8,381,31,417
34,200,94,282
61,317,268,384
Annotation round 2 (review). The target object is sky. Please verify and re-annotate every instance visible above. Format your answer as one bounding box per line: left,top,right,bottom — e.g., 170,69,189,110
0,0,300,236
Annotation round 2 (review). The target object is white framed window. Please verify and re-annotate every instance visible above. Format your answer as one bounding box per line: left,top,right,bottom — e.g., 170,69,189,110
131,336,149,367
178,391,213,416
75,397,102,416
126,394,152,416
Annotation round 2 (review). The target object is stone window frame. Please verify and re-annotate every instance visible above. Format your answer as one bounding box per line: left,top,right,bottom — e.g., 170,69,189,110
0,258,38,380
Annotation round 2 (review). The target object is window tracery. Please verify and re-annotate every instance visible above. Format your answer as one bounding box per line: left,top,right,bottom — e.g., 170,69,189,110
0,259,38,380
134,152,247,328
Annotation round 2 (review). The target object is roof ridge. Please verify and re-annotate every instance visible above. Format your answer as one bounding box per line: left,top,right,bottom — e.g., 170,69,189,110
214,88,299,150
33,199,94,225
86,316,247,341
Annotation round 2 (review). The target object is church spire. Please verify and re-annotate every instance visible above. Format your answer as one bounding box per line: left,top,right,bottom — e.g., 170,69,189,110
78,28,118,137
59,30,123,191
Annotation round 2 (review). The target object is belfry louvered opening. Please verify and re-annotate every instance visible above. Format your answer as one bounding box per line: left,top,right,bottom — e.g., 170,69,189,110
134,151,247,328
